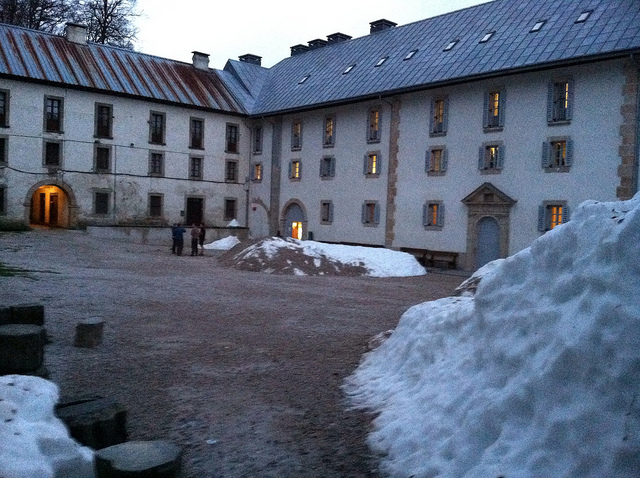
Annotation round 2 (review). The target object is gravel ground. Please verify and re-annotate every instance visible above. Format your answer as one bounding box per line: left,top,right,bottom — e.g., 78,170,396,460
0,229,465,478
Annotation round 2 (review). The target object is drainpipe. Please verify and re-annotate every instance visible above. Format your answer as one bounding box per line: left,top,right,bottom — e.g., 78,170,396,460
113,144,117,224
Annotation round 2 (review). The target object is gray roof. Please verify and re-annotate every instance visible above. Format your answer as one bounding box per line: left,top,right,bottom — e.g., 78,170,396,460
248,0,640,115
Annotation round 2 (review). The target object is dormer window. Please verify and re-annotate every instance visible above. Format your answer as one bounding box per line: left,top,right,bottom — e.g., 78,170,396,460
530,20,546,32
343,64,355,74
298,74,310,84
375,56,388,67
444,40,458,52
575,10,592,23
479,31,494,43
404,49,418,60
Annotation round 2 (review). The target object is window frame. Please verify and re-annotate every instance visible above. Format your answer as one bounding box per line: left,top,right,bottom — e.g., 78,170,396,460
429,97,449,136
44,96,64,133
148,193,163,218
189,117,205,150
94,144,111,173
367,108,381,143
547,78,574,124
225,159,238,183
291,120,303,151
148,151,165,177
43,139,62,168
323,115,336,147
423,201,445,229
542,137,573,171
538,201,570,232
483,88,506,131
148,111,166,145
224,197,238,221
361,201,380,226
320,200,334,224
320,155,336,179
93,190,110,215
94,103,113,139
0,136,7,166
225,123,240,154
0,185,5,215
189,156,203,180
426,146,448,176
364,151,381,177
0,89,10,128
478,142,504,173
251,162,263,182
253,125,263,154
289,159,302,180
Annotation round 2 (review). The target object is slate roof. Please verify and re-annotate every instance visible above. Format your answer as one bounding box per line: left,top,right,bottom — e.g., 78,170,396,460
249,0,640,115
0,23,247,114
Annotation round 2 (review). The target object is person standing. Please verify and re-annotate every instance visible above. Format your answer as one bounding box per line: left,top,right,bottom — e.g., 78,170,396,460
173,224,186,256
198,223,206,255
190,223,200,256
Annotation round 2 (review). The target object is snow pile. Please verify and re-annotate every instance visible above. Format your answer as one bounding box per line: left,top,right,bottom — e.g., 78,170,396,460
345,195,640,477
0,375,95,478
220,237,426,277
203,235,240,250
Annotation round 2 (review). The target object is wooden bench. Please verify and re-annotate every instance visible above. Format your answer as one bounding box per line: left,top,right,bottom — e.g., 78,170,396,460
401,248,459,269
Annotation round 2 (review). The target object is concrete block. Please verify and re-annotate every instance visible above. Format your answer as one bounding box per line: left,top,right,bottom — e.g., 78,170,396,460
95,440,182,477
9,304,45,326
0,324,45,374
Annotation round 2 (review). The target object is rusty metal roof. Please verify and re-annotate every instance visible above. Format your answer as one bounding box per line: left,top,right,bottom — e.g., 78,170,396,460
0,23,247,115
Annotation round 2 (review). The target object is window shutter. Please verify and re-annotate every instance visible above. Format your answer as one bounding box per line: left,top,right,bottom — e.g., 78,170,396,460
538,205,546,232
288,161,292,178
565,139,573,167
483,92,489,128
442,97,449,133
478,147,485,170
361,203,367,223
429,99,435,133
497,145,505,169
422,203,428,226
298,161,302,176
546,82,554,123
374,203,381,224
541,142,551,168
377,155,383,175
330,157,336,177
442,149,448,172
437,203,445,227
250,165,255,180
319,159,324,177
565,79,574,120
498,89,506,127
328,203,334,222
563,206,570,223
425,150,431,172
363,154,368,175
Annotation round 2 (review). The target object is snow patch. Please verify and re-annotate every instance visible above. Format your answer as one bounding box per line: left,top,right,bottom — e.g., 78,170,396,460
203,235,240,250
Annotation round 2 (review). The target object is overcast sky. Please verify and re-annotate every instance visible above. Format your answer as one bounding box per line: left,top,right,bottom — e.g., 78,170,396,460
133,0,489,69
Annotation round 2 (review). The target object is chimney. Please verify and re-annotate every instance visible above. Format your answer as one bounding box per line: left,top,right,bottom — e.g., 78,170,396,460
65,23,87,45
290,44,309,56
239,54,262,66
327,32,352,44
191,51,210,70
370,19,397,34
308,39,327,50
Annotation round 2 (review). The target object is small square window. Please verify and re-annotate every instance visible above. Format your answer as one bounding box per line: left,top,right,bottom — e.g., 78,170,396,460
94,191,110,215
320,201,334,224
375,56,388,67
225,160,238,182
530,20,546,32
44,141,61,167
427,147,447,175
484,89,505,129
576,11,592,23
542,138,573,170
548,79,573,123
95,145,111,172
298,74,310,84
478,143,504,172
539,203,570,232
404,49,418,60
423,201,444,228
189,156,203,180
149,194,163,217
361,201,380,226
44,96,63,133
149,152,164,177
343,64,355,74
290,160,301,180
224,198,237,221
320,156,335,179
444,40,458,51
364,152,381,176
479,32,494,43
251,162,262,181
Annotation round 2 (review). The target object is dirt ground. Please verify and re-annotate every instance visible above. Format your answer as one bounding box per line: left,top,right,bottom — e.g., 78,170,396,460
0,229,465,478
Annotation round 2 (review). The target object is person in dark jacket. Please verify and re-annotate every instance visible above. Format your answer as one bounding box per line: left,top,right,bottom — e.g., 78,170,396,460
198,223,206,255
172,224,186,256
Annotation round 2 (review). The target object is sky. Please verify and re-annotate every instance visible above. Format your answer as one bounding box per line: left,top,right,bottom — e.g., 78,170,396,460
133,0,489,69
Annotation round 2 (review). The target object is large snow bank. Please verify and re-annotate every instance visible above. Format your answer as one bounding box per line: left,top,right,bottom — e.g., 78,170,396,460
0,375,95,478
345,195,640,477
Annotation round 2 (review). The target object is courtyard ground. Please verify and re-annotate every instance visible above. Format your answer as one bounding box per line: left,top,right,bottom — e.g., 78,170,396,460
0,229,464,478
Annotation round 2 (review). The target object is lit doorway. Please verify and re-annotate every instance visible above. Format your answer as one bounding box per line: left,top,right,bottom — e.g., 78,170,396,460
291,221,303,240
282,202,306,239
30,185,69,227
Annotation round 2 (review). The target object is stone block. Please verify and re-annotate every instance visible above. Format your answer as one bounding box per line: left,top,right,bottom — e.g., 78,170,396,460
74,318,105,348
0,307,10,326
9,304,45,326
95,440,182,478
0,324,45,374
56,395,127,450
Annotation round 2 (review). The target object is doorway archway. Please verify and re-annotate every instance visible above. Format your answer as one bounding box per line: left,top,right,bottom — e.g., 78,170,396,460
25,180,77,228
281,200,307,239
476,216,500,268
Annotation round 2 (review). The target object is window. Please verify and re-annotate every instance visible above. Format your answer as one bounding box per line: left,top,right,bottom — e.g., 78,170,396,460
94,145,111,172
479,31,494,43
226,123,239,153
375,56,388,67
43,140,61,167
364,152,381,176
224,198,237,221
538,203,570,232
542,138,573,170
94,191,110,215
253,126,263,154
225,160,238,182
426,147,448,175
190,118,204,149
320,201,334,224
361,201,380,226
291,121,302,150
367,108,381,142
444,40,458,51
423,201,444,228
404,49,418,60
44,96,63,133
320,156,336,179
430,97,448,135
95,103,113,138
576,11,592,23
484,89,505,129
0,90,9,127
251,162,262,181
343,64,355,74
189,156,203,180
289,160,301,180
0,186,5,215
0,137,6,165
547,79,573,123
530,20,546,32
478,143,504,172
298,74,310,84
149,152,164,177
149,112,165,144
149,194,163,217
323,115,335,147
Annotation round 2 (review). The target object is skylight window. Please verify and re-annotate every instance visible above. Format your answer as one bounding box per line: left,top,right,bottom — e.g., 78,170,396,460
375,56,388,67
479,31,495,43
343,64,355,74
444,40,458,52
404,49,418,60
298,74,310,84
530,20,546,32
575,10,592,23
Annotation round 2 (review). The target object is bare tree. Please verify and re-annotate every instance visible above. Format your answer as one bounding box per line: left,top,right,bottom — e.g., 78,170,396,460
72,0,138,49
0,0,72,33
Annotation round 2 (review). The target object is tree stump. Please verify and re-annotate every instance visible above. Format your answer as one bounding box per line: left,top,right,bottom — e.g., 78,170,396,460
74,318,104,348
0,324,45,374
95,440,183,478
56,395,127,450
9,304,45,326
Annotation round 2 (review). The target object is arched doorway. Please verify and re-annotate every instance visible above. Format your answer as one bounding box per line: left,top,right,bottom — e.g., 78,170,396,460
476,216,500,268
29,184,70,228
282,201,306,239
